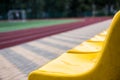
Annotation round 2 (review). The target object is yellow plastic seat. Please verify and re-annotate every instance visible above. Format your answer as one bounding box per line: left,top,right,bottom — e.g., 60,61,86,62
67,32,107,53
87,35,106,42
28,11,120,80
99,30,108,36
39,53,98,74
67,41,103,53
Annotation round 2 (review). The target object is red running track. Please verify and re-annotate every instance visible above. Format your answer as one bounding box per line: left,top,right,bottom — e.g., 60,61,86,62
0,17,112,49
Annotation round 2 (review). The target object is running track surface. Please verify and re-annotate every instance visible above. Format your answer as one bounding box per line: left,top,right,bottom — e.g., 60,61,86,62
0,17,111,49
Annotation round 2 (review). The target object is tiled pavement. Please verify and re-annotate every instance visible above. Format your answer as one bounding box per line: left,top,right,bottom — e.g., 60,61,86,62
0,19,111,80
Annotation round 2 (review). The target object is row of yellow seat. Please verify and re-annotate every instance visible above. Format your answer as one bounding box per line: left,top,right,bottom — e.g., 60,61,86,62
67,30,107,53
28,11,120,80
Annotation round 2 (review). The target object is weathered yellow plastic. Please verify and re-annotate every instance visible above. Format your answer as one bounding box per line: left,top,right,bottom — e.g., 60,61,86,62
28,11,120,80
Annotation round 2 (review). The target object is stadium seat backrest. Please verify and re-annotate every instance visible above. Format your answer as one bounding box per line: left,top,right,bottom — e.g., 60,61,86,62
91,11,120,80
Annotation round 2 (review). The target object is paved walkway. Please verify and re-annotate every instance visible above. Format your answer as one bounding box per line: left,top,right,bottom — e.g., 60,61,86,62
0,19,111,80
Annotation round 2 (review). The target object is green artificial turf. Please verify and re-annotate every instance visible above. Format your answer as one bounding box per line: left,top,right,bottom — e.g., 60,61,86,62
0,19,80,32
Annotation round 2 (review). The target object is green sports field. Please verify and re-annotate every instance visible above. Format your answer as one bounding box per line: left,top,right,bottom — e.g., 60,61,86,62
0,19,80,32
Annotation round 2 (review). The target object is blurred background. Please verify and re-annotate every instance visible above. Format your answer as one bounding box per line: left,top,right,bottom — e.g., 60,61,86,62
0,0,119,20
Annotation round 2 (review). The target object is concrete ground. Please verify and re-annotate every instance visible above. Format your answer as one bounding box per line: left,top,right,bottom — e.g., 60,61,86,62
0,19,111,80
